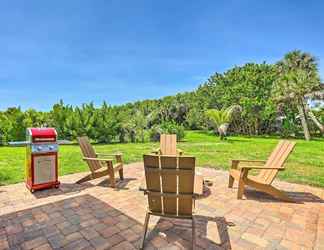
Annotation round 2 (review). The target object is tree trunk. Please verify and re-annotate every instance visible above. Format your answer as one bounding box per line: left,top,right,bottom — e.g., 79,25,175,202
119,130,125,143
141,130,145,143
297,101,311,140
218,124,228,140
255,118,259,135
308,111,324,134
130,130,136,143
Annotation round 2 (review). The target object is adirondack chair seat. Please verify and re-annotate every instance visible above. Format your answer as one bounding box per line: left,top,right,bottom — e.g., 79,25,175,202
152,149,183,155
228,140,296,202
229,168,276,185
112,162,123,169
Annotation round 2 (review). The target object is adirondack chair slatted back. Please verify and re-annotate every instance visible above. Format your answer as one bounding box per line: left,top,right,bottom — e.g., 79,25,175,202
178,157,195,215
143,154,195,216
259,140,296,184
160,134,177,155
78,136,102,172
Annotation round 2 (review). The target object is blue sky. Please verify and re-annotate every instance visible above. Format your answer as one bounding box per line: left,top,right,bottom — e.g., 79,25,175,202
1,0,324,110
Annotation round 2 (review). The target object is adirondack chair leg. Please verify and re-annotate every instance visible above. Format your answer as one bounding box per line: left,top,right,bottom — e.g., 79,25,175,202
109,171,116,188
115,154,124,180
263,185,294,202
119,168,124,180
237,179,245,199
229,160,239,188
141,212,150,249
228,175,234,188
192,216,196,250
107,162,116,188
237,170,247,199
76,174,93,184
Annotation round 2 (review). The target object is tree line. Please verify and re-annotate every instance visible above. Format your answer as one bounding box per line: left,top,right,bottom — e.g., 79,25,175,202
0,50,323,144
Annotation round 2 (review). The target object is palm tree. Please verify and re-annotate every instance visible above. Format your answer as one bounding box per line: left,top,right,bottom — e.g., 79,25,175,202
206,105,241,140
273,51,321,140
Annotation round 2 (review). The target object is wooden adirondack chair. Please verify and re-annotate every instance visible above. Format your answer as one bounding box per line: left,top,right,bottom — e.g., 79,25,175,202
153,134,183,155
152,134,204,196
228,140,296,202
141,154,196,249
77,136,123,187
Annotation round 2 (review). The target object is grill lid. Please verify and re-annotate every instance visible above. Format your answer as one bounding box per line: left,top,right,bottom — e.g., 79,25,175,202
27,128,57,143
28,128,57,138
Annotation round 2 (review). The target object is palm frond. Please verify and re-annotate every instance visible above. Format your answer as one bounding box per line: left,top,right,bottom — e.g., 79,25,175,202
206,105,242,128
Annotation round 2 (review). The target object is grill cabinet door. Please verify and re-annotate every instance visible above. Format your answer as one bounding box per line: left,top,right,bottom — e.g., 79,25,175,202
34,155,56,184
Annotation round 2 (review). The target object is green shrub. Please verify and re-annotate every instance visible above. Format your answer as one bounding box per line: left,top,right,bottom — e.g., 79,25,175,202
148,126,161,142
149,122,185,142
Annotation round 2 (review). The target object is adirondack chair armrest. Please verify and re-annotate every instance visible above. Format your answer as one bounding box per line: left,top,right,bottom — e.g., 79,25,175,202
238,166,284,170
151,148,183,155
96,153,123,163
151,148,161,154
233,159,267,163
231,159,266,169
96,152,122,157
83,157,113,162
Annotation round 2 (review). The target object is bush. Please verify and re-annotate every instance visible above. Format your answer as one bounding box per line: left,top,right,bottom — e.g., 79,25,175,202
148,126,162,142
185,108,206,130
149,122,185,142
280,118,299,138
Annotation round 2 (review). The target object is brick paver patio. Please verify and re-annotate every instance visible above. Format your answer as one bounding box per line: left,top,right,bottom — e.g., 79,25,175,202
0,162,323,250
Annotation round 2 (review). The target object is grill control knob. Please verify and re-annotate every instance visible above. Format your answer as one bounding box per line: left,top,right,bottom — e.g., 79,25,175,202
49,146,54,150
37,146,42,151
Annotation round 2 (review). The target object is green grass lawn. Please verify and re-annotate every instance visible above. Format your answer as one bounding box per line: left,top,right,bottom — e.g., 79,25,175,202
0,131,323,187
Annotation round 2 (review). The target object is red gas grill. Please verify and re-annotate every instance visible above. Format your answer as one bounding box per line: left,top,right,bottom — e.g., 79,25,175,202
26,128,60,192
